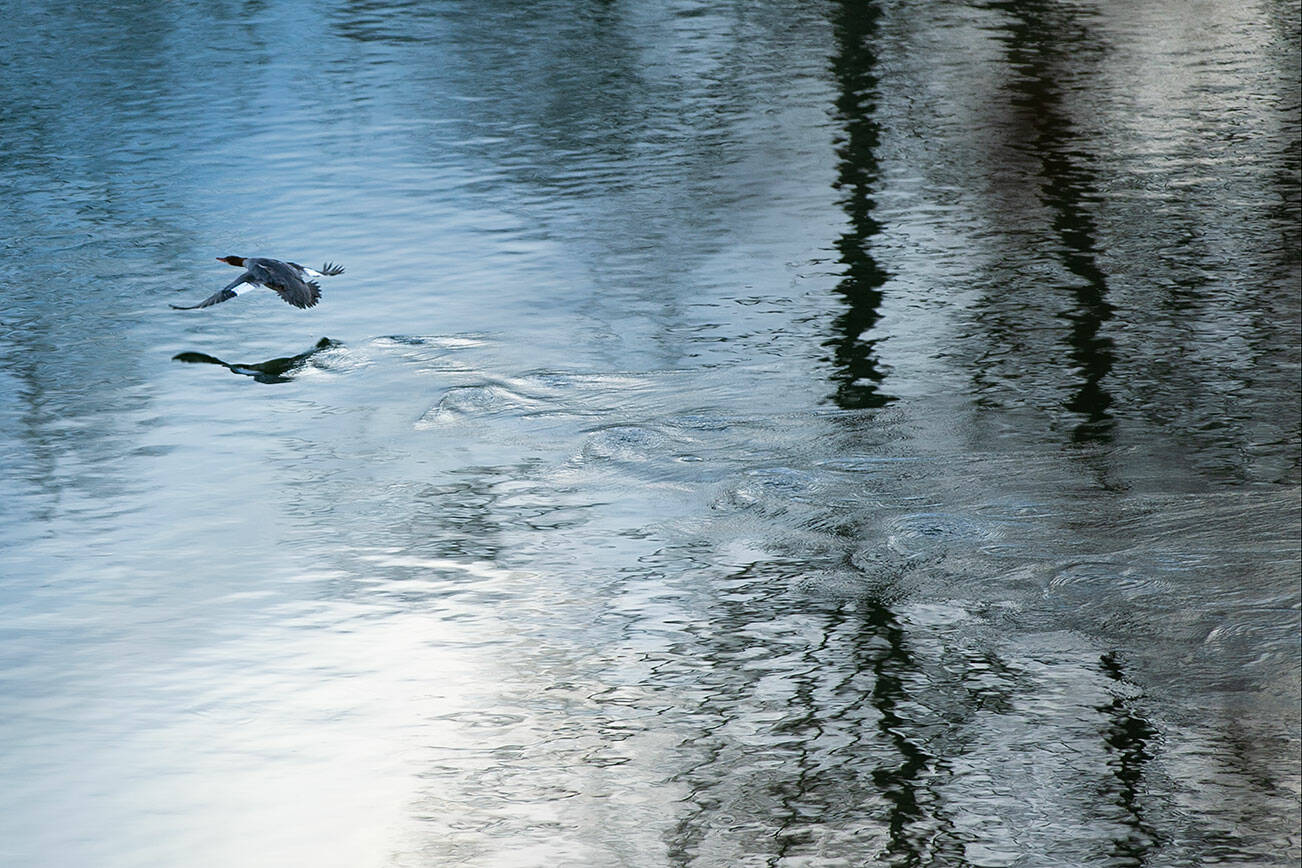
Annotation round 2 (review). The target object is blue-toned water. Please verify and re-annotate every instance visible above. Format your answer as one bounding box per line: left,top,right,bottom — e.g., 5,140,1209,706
1,1,1298,866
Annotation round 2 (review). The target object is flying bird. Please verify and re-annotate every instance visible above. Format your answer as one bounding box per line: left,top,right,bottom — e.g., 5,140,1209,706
170,256,345,310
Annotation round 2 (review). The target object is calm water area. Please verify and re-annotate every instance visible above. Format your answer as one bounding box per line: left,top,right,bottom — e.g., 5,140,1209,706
1,1,1299,866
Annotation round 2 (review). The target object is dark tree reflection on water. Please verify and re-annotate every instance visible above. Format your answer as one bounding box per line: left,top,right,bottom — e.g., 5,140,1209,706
826,0,893,410
856,599,971,868
660,555,1003,866
1098,652,1163,867
983,0,1116,443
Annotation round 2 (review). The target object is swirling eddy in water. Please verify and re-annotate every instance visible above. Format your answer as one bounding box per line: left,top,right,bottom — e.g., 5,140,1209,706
170,256,345,310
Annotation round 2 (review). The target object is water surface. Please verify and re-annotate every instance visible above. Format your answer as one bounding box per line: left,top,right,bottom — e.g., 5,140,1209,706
1,1,1298,866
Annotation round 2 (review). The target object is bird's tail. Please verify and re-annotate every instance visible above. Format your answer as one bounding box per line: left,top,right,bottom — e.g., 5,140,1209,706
319,262,345,276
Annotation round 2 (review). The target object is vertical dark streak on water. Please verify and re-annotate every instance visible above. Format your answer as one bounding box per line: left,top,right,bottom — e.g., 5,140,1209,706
987,0,1116,443
825,0,892,409
660,566,976,866
765,601,965,867
860,599,933,867
1098,651,1163,866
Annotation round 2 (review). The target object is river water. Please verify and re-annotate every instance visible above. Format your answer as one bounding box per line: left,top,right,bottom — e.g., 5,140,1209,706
1,1,1298,866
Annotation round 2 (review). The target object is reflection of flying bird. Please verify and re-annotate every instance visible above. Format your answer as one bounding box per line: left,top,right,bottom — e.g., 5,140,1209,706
171,256,345,310
173,337,339,383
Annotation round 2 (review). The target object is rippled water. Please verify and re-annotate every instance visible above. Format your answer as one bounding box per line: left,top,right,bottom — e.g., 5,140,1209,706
1,1,1298,866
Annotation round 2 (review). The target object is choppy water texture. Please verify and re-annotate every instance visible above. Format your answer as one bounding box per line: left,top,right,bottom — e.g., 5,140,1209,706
1,1,1299,866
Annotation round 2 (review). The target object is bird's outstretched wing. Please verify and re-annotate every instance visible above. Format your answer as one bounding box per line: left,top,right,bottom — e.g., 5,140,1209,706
170,274,253,310
292,262,345,278
271,278,321,309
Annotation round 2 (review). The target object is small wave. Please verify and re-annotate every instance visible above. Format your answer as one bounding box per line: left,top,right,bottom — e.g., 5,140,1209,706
579,425,673,463
414,382,541,428
887,512,999,553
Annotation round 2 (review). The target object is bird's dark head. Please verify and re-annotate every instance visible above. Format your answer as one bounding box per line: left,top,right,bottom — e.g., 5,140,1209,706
216,255,246,267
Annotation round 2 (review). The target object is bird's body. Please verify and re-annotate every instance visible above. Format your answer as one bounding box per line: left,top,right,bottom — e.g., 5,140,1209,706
171,256,344,310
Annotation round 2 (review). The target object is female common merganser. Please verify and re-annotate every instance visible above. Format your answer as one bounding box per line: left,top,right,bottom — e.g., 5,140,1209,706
170,256,345,310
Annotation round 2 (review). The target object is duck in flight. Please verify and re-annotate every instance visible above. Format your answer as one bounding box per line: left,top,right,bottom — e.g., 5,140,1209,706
171,256,345,310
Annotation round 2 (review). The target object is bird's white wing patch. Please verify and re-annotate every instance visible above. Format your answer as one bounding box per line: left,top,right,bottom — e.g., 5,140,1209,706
299,267,325,279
